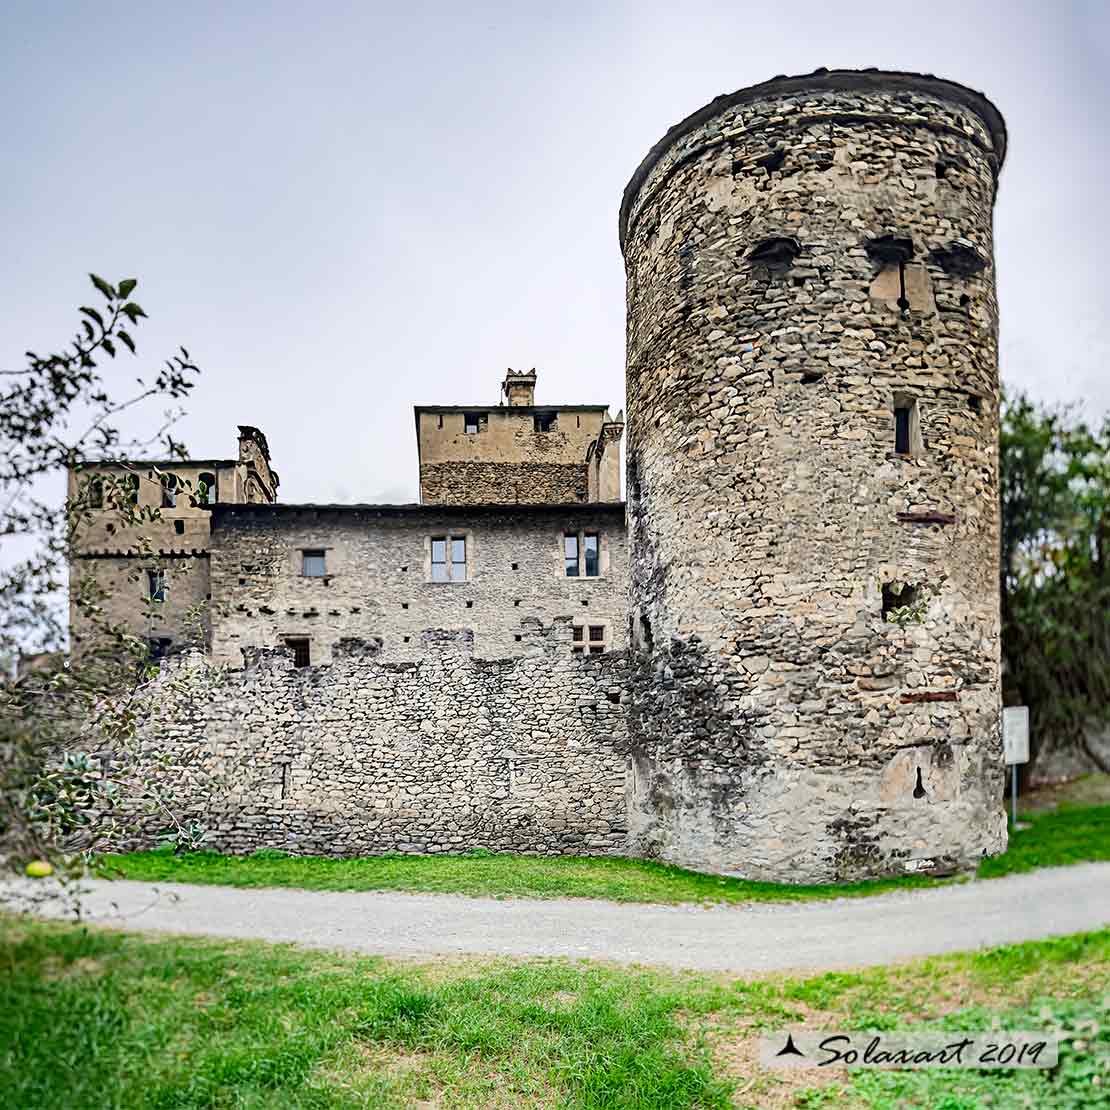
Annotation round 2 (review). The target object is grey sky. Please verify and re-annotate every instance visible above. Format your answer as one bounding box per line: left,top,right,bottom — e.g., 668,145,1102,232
3,1,1107,505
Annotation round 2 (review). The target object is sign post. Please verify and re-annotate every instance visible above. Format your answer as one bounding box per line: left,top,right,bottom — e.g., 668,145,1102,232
1002,706,1030,828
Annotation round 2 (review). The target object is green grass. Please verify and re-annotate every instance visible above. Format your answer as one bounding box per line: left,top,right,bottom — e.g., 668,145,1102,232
979,802,1110,877
97,802,1110,906
2,919,1107,1108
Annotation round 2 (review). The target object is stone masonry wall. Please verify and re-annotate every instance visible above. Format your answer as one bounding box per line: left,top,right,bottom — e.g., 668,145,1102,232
416,406,609,505
209,503,628,665
121,623,629,857
620,70,1008,882
420,461,588,505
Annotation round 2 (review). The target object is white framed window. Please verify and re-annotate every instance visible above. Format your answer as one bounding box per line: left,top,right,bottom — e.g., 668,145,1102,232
564,531,601,577
430,535,467,582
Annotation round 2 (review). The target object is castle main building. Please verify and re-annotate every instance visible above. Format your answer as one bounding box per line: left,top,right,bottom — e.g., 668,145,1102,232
70,68,1008,882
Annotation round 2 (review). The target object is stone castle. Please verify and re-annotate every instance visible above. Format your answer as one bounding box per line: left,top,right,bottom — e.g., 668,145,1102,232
70,69,1008,881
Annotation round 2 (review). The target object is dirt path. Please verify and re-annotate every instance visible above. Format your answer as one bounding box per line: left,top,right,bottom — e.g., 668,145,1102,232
20,861,1110,972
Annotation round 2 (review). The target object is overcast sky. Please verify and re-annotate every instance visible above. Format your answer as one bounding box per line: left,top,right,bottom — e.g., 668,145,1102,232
3,1,1107,505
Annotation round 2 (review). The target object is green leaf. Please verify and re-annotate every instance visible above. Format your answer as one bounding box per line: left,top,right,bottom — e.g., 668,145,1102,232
80,306,105,328
89,273,116,300
122,302,148,322
117,277,137,298
101,337,116,357
116,328,136,353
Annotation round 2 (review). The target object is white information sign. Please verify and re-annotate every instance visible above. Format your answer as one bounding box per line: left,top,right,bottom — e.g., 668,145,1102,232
1003,706,1030,766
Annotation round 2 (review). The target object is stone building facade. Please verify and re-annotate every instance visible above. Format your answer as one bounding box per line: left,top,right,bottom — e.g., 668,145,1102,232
208,501,627,665
619,69,1008,880
416,368,625,505
78,69,1011,883
68,426,278,655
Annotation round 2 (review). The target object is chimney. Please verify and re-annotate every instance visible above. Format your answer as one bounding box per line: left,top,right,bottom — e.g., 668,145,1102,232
502,367,537,407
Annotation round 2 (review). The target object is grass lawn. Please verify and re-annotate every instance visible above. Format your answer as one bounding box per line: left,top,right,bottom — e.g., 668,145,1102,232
1,918,1107,1108
97,801,1110,906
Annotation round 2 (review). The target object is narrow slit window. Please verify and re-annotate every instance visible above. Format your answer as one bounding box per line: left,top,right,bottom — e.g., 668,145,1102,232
564,534,579,577
148,570,166,602
302,549,327,577
284,637,311,668
894,406,912,455
583,533,599,577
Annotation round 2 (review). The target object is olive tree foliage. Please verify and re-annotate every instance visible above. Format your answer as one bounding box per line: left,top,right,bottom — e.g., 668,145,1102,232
1000,392,1110,782
1,274,223,908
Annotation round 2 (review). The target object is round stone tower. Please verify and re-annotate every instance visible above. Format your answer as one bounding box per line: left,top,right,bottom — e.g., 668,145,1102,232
619,69,1008,882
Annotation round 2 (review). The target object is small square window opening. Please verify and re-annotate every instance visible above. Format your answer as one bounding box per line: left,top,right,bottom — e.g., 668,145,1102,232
302,550,327,577
284,637,311,668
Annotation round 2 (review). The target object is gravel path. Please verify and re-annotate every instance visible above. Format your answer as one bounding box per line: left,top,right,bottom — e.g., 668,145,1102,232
23,862,1110,973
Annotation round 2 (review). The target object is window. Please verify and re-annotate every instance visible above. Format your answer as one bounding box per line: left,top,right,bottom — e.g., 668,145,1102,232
198,472,216,505
160,473,177,508
892,396,921,456
86,477,103,508
584,533,599,577
284,637,311,668
464,412,486,434
894,407,912,455
431,535,467,582
148,570,166,602
564,534,579,577
882,581,919,622
126,474,140,504
572,622,610,654
148,637,172,660
534,412,558,432
302,550,327,577
565,532,601,577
